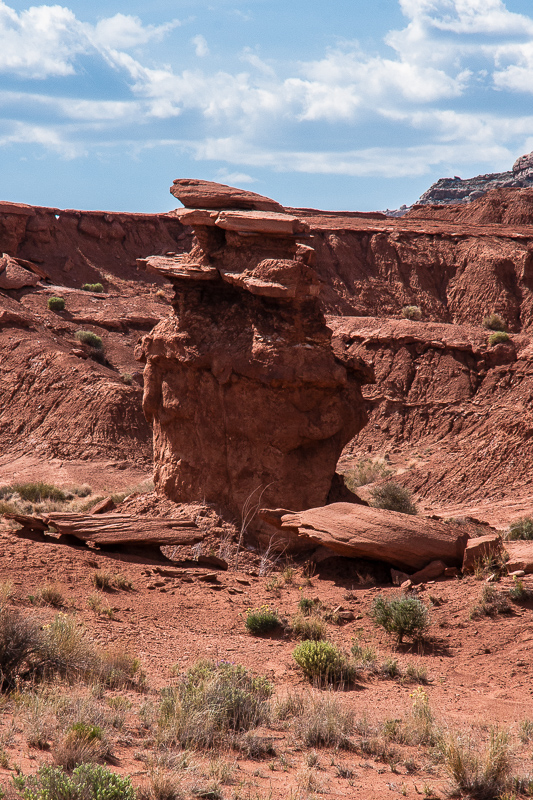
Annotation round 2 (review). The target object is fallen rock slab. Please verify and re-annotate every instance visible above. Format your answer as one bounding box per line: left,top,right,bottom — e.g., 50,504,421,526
410,559,447,584
268,503,469,569
462,533,502,572
0,254,39,289
504,541,533,573
45,513,201,546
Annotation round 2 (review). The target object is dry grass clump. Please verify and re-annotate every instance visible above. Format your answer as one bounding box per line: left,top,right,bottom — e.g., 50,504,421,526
158,660,272,749
507,516,533,541
483,312,506,331
53,721,110,770
343,458,393,491
291,613,327,641
295,692,354,749
471,585,512,618
31,584,64,608
440,727,512,799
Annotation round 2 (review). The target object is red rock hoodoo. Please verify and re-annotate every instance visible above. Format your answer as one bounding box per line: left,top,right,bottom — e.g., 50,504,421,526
137,182,373,516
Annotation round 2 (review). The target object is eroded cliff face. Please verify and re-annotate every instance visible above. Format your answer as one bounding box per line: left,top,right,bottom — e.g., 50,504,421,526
137,185,373,516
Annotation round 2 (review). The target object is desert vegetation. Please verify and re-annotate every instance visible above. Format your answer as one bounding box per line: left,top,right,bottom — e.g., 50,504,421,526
369,482,417,515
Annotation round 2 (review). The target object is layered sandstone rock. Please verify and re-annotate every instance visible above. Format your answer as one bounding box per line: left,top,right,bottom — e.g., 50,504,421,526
137,183,373,516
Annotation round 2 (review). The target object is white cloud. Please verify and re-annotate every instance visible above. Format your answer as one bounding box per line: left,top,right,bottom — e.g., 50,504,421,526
191,34,209,57
92,14,180,50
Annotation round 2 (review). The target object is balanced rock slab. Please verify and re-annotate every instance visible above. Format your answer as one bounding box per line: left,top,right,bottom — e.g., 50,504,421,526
171,179,285,213
269,503,469,569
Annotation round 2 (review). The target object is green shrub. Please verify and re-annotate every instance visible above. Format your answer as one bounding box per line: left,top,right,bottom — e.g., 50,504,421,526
483,312,506,331
14,763,135,800
75,330,103,349
369,594,429,644
292,640,355,685
509,577,533,602
370,482,417,515
297,596,321,616
488,331,510,346
507,517,533,541
343,458,393,491
82,283,105,293
47,296,65,311
11,482,66,503
291,613,327,641
158,660,272,749
245,606,280,635
401,305,422,321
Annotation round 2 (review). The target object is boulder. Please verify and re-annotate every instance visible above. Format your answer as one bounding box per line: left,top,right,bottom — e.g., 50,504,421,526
0,254,39,289
504,542,533,574
410,559,447,584
259,503,469,568
170,179,285,213
462,533,502,572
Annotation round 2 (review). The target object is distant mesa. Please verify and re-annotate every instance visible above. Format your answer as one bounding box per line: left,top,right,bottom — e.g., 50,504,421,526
414,150,533,207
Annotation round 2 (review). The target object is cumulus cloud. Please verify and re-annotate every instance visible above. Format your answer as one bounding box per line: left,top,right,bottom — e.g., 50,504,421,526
191,34,209,57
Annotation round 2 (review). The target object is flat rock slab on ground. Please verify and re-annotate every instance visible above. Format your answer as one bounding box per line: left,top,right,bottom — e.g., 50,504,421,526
277,502,470,570
504,541,533,573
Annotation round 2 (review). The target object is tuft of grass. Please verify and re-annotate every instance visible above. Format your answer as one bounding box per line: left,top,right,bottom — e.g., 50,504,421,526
113,574,133,591
370,482,417,515
343,458,393,491
471,585,512,618
291,613,327,641
158,660,272,749
351,640,378,671
75,330,103,349
82,283,105,293
295,692,354,749
483,312,506,331
488,331,510,346
92,571,113,591
297,595,321,616
370,594,430,644
509,576,533,602
88,594,114,619
47,296,65,311
0,606,41,690
53,721,109,770
507,517,533,541
244,606,281,635
402,305,422,321
292,640,355,686
37,584,64,608
440,728,512,799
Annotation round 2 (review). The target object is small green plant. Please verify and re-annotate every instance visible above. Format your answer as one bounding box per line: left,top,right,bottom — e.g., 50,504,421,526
244,606,280,635
370,594,430,644
88,595,114,619
351,639,377,670
14,763,135,800
507,517,533,541
488,331,510,346
370,482,417,515
381,657,400,678
401,305,422,321
292,640,355,685
298,595,321,615
291,613,327,641
509,576,533,602
75,330,103,349
121,373,133,385
343,458,393,491
483,312,506,331
47,296,65,311
82,283,105,293
471,585,512,618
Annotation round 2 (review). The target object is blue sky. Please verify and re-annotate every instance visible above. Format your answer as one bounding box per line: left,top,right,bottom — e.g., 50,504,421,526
1,0,533,212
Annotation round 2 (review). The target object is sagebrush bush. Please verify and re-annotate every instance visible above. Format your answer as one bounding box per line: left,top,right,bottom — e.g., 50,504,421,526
292,640,355,685
488,331,510,346
370,594,429,644
47,296,65,311
158,660,272,749
11,482,66,503
483,312,506,331
343,458,393,491
370,482,417,515
244,606,280,635
507,516,533,541
14,763,136,800
82,283,105,293
401,305,422,321
75,330,103,349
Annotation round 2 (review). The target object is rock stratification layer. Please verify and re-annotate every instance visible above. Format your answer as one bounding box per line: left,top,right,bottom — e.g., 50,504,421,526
137,183,373,516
